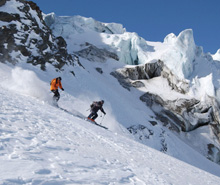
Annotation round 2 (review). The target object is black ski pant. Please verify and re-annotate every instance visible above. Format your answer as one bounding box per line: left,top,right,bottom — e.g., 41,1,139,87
88,111,98,120
51,89,60,102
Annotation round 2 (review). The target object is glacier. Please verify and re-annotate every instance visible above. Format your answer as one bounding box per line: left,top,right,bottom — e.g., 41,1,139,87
44,13,220,101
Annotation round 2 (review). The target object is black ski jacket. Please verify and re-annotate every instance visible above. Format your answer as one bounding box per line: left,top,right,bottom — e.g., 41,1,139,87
90,101,106,114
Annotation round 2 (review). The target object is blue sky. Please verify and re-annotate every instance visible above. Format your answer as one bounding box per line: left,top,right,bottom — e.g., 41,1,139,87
32,0,220,54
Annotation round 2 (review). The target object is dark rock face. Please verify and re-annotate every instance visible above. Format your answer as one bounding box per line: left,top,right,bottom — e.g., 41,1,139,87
208,144,220,165
127,125,168,153
110,71,132,91
0,0,6,7
75,42,119,62
111,59,220,163
139,92,215,132
0,0,74,70
112,59,219,132
0,12,20,22
111,60,189,93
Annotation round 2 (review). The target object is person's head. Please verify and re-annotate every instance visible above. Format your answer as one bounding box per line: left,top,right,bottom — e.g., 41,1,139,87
101,100,104,104
58,77,62,81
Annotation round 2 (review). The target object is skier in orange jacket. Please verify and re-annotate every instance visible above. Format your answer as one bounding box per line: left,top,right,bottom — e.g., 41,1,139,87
50,77,64,102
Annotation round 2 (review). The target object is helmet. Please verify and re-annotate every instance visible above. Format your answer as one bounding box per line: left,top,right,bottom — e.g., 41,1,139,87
58,77,62,81
101,100,104,104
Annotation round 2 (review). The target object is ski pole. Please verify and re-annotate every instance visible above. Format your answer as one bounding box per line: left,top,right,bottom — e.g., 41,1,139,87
100,114,105,125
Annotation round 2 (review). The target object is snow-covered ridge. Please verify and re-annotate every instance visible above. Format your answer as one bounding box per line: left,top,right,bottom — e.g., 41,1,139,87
44,13,220,94
45,13,220,101
43,13,154,65
44,13,126,35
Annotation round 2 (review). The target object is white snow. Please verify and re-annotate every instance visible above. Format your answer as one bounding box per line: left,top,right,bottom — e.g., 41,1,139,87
1,60,220,184
0,0,23,14
161,29,196,79
1,2,220,184
213,49,220,61
189,74,215,101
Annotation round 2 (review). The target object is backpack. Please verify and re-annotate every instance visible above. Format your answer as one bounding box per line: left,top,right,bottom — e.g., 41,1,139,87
90,102,95,108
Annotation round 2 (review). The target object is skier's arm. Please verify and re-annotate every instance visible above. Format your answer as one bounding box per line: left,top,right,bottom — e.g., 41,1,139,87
59,81,64,90
100,108,106,115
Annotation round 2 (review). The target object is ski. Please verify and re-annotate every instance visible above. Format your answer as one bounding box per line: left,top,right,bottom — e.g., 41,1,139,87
58,106,86,119
53,104,108,129
93,122,108,129
86,118,108,129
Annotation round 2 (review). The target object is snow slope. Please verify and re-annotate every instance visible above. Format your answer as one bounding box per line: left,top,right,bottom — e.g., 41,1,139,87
1,1,220,184
1,62,220,184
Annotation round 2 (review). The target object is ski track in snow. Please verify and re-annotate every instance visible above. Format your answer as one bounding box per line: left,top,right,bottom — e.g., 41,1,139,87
1,85,220,184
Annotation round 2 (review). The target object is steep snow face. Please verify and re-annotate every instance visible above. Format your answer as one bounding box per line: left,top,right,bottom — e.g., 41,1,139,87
1,63,220,184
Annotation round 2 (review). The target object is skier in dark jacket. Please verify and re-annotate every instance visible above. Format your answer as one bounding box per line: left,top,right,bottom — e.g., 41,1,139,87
88,100,106,122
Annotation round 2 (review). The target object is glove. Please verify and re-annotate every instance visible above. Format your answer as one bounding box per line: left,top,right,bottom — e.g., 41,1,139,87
61,88,64,91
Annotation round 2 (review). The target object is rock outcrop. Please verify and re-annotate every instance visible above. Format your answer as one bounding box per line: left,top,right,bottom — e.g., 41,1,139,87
111,60,189,93
0,0,74,70
75,42,119,63
111,59,220,164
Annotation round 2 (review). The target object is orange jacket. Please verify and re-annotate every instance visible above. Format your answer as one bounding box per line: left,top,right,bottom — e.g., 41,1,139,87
50,78,63,91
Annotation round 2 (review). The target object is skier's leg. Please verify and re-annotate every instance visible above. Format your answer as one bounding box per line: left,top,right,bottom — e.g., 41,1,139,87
51,90,56,101
91,113,98,120
88,112,94,119
53,90,60,102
